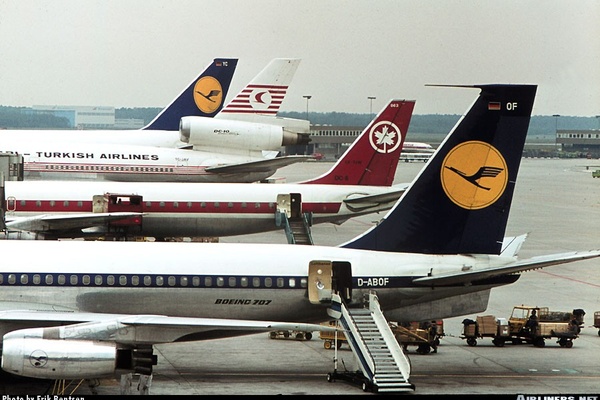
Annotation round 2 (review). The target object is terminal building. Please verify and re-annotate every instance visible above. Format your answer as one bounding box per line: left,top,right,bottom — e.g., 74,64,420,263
28,106,145,130
556,129,600,158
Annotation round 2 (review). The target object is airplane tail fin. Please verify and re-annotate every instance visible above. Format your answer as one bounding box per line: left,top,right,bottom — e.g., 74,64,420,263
142,58,238,131
217,58,301,117
342,84,537,254
300,99,415,186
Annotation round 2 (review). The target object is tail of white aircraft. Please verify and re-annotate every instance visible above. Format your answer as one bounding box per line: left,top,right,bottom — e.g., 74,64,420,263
217,58,300,117
342,84,538,254
299,99,415,186
142,58,238,131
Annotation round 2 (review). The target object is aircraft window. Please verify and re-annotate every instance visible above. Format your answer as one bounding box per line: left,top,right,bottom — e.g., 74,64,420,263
254,203,260,209
45,275,53,285
277,278,284,288
180,276,188,286
145,201,152,208
241,202,247,208
82,275,91,285
119,275,127,286
228,277,236,287
63,201,69,207
107,275,115,285
70,275,78,285
252,277,260,287
264,277,272,288
201,202,206,208
156,276,164,286
50,201,55,207
20,274,28,285
169,168,173,172
77,201,83,207
187,202,193,208
204,277,212,287
240,277,248,287
18,200,25,206
144,276,152,286
214,202,220,208
95,275,103,285
58,275,66,285
288,278,296,288
228,202,233,208
268,203,275,209
192,276,200,286
217,277,225,287
36,200,41,207
0,275,3,284
168,276,176,286
32,274,41,285
173,202,179,208
160,202,165,207
7,199,14,208
131,276,140,286
8,274,16,284
300,278,308,288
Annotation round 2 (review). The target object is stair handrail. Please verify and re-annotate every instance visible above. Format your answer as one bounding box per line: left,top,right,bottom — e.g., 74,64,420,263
367,292,412,380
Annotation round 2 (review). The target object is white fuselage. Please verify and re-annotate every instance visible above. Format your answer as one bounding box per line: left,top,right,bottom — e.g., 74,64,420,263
0,131,275,183
4,180,401,238
0,240,516,335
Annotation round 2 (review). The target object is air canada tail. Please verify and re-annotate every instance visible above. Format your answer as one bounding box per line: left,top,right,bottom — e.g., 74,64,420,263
142,58,238,131
343,84,537,254
217,58,300,117
300,99,415,186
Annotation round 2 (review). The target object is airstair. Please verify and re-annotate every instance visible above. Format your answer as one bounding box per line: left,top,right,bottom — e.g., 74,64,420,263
275,193,314,245
327,292,414,393
277,211,314,245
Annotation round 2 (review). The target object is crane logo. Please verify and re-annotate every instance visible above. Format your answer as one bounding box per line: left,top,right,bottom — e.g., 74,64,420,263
440,140,508,210
193,76,223,114
369,121,402,154
29,349,48,368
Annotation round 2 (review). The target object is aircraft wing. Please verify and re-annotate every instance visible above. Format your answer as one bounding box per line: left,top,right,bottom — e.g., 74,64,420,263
0,308,339,345
5,212,143,233
204,155,314,174
412,250,600,287
343,184,409,211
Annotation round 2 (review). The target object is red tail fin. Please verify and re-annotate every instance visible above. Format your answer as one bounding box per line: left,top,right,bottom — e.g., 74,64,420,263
301,99,415,186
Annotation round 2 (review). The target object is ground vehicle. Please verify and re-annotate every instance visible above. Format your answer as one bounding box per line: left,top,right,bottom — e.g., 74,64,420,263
268,330,313,341
593,311,600,336
320,320,443,354
462,306,585,348
592,169,600,178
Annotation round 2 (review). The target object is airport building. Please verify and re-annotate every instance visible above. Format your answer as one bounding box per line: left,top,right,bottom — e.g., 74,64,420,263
556,129,600,158
28,106,145,130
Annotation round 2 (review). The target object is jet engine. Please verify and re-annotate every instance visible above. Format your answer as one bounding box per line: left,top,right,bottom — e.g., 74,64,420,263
179,117,311,151
1,336,156,379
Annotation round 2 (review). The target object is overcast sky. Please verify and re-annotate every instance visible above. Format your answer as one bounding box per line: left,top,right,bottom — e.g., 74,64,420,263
0,1,598,116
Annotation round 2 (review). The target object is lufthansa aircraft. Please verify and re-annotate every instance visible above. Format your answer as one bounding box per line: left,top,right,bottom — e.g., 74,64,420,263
0,58,311,183
1,84,598,394
2,99,415,239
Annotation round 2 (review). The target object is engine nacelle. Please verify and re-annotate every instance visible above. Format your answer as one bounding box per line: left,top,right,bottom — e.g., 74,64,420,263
179,117,310,151
2,337,117,379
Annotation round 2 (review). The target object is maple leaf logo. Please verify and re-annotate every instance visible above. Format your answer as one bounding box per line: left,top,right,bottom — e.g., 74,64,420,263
374,125,397,147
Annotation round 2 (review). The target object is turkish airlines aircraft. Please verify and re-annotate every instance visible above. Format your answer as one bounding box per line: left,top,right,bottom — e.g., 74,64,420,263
0,58,311,183
1,85,598,394
3,99,415,239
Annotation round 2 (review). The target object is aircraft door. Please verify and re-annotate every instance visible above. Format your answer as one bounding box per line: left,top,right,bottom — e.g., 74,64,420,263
276,193,302,219
308,260,352,304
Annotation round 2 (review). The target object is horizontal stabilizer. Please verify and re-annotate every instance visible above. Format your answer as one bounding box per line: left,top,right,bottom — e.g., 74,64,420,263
343,185,409,211
412,250,600,286
205,155,314,174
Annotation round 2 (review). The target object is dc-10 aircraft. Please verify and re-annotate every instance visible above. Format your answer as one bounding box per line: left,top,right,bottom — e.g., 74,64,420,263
0,58,312,183
1,84,598,394
2,99,415,240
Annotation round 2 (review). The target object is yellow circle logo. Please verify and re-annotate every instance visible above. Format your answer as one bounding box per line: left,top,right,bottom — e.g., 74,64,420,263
440,141,508,210
193,76,223,114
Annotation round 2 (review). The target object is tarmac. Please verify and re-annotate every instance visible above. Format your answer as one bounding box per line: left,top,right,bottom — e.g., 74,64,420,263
1,157,599,396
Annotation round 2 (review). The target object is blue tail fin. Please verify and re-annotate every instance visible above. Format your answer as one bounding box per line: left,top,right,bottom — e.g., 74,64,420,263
342,84,537,255
142,58,238,131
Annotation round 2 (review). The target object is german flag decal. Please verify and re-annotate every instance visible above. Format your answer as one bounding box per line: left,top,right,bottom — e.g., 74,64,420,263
440,141,508,210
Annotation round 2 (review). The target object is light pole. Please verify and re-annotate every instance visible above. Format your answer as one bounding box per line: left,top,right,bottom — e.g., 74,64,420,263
552,114,560,149
303,95,312,121
368,96,376,117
